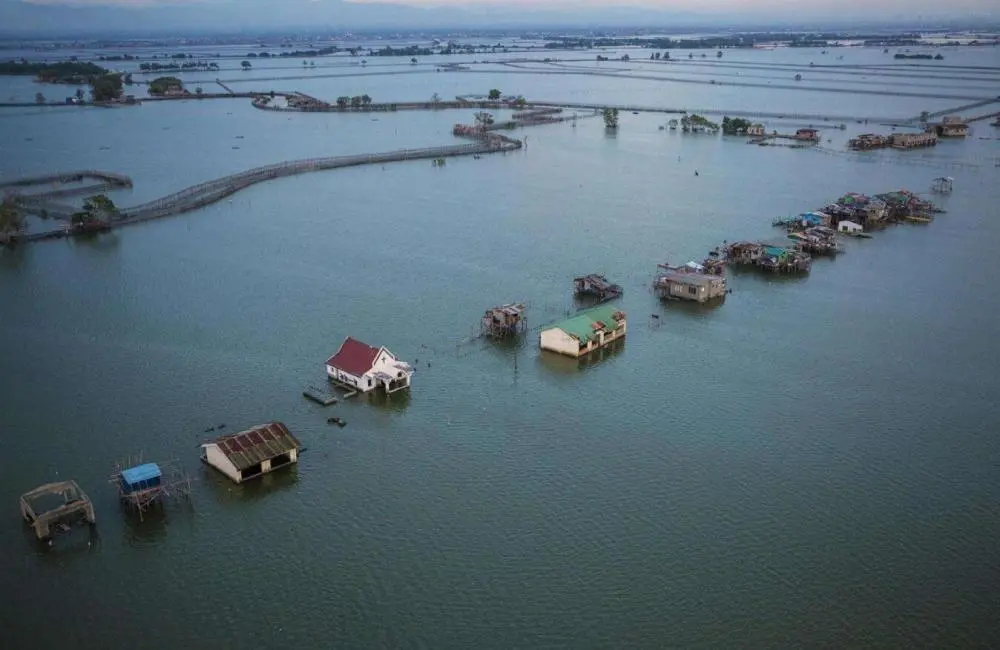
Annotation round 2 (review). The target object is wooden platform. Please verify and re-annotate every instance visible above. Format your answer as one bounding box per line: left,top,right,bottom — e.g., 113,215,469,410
303,385,338,406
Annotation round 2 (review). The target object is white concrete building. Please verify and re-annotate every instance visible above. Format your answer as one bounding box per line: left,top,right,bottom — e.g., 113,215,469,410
838,220,864,234
325,337,412,394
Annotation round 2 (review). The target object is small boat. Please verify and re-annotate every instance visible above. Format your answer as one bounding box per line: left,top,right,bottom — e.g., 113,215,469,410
327,417,347,428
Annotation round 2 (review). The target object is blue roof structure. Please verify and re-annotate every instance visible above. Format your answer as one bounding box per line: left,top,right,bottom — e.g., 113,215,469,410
121,463,162,487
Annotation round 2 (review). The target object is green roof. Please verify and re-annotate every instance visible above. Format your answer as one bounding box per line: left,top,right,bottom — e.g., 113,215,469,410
548,304,624,344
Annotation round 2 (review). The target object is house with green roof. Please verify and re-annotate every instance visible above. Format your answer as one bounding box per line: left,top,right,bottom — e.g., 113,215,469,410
539,304,627,358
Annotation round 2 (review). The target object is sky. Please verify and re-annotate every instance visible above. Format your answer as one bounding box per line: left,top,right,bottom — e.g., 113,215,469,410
2,0,999,36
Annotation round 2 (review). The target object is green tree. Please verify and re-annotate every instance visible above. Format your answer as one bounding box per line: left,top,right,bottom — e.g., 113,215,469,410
361,94,372,106
350,95,362,108
336,96,349,108
0,196,25,243
514,96,527,107
411,57,418,64
34,92,45,104
148,76,183,95
431,92,441,103
195,86,203,95
90,73,123,102
603,107,619,129
488,88,501,101
241,60,252,70
74,88,85,101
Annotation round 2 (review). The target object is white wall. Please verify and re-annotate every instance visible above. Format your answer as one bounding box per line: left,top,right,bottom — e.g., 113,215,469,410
540,327,584,357
204,444,242,484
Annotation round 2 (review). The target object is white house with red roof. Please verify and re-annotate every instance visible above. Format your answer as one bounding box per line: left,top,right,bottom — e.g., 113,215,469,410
325,337,413,394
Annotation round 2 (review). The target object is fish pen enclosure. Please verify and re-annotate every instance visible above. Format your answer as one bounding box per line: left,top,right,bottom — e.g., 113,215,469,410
481,303,527,339
20,480,96,542
574,274,623,302
109,457,192,520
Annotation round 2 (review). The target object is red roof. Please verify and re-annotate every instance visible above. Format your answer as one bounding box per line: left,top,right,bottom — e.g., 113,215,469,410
325,337,381,377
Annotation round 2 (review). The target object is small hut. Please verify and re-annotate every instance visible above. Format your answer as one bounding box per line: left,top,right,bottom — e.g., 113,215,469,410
931,177,953,194
109,459,192,520
573,274,623,302
481,303,526,339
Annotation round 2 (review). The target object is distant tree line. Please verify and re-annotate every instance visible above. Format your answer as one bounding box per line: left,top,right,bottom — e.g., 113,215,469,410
0,60,108,84
543,31,927,50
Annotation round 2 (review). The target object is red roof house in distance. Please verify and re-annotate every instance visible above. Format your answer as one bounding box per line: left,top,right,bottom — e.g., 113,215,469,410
325,337,413,394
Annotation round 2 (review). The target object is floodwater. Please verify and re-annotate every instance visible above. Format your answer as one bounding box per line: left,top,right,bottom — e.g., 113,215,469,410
2,45,1000,649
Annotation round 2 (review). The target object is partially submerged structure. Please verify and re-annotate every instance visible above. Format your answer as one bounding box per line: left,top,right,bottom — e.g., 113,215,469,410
20,480,96,542
325,336,413,394
931,177,953,194
481,303,527,339
109,458,192,520
725,242,811,273
838,220,864,235
573,274,623,302
654,264,727,302
925,116,968,137
540,304,627,358
891,132,937,149
788,226,842,256
201,422,301,484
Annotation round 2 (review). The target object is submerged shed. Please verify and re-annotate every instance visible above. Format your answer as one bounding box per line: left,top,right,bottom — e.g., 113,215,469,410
540,304,626,358
201,422,301,484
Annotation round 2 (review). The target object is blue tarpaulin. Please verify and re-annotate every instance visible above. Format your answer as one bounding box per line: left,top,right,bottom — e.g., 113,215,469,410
121,463,162,492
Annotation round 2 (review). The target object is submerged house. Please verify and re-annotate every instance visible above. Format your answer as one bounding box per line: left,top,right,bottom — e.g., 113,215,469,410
201,422,301,484
747,123,766,136
540,304,626,358
654,269,727,302
795,128,820,142
573,274,623,302
925,116,968,137
325,336,413,394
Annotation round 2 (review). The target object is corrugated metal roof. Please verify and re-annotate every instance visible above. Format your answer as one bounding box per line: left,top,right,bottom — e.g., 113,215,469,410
211,422,300,472
545,304,625,344
326,337,382,377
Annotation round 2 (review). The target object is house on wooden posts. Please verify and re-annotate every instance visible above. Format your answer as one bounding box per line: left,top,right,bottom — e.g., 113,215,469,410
325,337,412,394
838,220,864,234
482,303,526,339
201,422,301,484
573,274,623,302
540,304,626,358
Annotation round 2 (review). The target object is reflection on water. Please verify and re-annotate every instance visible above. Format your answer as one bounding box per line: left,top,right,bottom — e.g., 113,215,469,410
27,522,101,558
537,336,626,376
658,295,726,318
200,462,300,503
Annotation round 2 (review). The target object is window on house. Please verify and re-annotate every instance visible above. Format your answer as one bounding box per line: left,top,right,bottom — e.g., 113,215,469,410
367,378,372,387
688,286,698,295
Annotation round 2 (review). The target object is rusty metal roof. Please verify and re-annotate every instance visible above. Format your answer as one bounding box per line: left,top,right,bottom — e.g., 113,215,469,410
211,422,300,471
